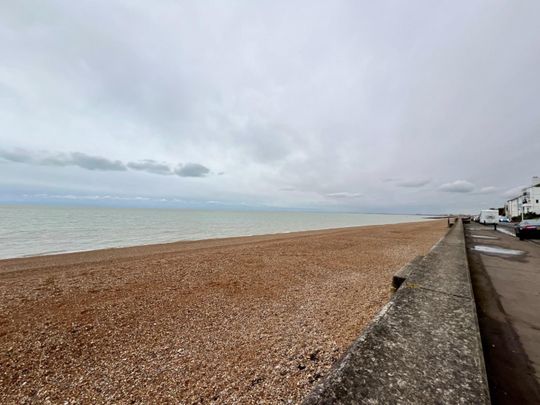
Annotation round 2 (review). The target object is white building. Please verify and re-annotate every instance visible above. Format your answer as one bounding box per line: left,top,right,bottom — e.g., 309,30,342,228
505,176,540,219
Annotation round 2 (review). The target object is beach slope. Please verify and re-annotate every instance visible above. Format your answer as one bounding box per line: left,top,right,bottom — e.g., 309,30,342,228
0,220,446,403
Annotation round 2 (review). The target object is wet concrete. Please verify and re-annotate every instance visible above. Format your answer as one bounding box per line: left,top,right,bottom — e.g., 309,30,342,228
471,245,525,256
471,235,499,240
496,227,516,237
466,223,540,404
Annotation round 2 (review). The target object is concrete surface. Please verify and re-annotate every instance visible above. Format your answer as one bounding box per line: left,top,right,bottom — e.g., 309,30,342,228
466,223,540,403
392,255,423,289
303,221,490,404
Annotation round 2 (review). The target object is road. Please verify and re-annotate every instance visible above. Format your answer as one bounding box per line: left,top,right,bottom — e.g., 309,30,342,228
465,222,540,404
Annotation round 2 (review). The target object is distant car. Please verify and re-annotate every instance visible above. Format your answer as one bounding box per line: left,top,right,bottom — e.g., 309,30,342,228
514,219,540,240
499,216,510,223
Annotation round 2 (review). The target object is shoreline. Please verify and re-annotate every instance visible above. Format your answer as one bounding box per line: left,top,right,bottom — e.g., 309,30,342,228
0,205,437,262
1,219,446,403
0,220,435,274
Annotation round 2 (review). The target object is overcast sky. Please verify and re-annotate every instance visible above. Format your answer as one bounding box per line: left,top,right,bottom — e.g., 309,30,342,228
1,1,539,214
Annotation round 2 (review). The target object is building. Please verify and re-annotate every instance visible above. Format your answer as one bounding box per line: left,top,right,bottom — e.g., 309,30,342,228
505,176,540,219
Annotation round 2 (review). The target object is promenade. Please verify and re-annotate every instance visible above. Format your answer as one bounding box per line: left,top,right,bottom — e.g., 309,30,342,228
466,223,540,404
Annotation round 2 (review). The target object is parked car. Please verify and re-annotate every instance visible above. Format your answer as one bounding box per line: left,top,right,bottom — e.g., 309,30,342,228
499,216,511,223
514,219,540,240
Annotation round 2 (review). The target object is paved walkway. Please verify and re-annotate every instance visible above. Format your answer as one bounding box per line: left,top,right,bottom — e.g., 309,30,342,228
466,223,540,403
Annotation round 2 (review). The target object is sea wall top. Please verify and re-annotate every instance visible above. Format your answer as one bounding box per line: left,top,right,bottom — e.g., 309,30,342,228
303,220,490,404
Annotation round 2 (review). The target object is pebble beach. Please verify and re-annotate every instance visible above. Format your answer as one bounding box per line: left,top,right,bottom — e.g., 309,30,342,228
0,220,446,404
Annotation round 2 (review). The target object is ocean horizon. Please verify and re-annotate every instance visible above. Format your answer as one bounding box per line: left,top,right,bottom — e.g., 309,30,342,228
0,205,434,259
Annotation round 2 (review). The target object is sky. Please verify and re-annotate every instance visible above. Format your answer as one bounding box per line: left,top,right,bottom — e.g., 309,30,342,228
1,1,539,214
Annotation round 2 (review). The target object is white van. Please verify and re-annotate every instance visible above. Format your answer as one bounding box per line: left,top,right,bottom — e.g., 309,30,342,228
479,210,499,225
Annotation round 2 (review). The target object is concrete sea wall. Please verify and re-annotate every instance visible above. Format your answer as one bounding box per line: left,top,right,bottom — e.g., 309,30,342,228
303,220,490,404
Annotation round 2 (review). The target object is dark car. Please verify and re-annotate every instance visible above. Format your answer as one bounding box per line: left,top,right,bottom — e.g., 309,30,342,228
514,219,540,240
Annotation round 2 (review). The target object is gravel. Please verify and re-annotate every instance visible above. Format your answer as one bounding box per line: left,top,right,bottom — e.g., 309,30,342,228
0,220,446,404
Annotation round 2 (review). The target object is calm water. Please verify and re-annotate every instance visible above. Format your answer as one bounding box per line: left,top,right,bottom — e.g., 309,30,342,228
0,205,431,259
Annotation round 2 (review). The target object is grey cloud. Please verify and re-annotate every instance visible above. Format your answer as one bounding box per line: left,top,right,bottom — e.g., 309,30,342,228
1,148,213,177
234,122,299,164
0,149,126,171
175,163,210,178
396,179,431,188
127,160,173,175
28,193,151,201
0,148,34,163
326,192,362,199
68,152,126,171
477,186,498,194
438,180,475,193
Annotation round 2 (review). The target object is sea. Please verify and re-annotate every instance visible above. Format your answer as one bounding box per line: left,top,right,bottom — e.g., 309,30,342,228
0,205,432,259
